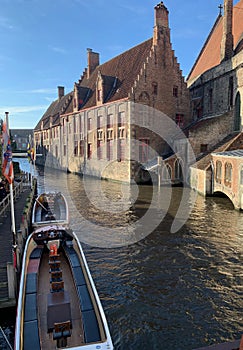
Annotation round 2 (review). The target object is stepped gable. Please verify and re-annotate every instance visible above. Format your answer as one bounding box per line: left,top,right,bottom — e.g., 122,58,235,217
34,91,73,131
187,0,243,83
192,132,243,170
76,38,153,109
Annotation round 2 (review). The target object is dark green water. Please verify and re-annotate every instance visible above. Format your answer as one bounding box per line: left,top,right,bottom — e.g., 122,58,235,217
1,159,242,349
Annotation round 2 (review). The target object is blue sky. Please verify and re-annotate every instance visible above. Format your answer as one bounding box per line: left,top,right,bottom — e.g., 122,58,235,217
0,0,236,129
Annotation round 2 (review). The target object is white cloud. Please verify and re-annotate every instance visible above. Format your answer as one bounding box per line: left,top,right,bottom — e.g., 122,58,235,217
17,88,57,94
49,46,67,54
0,105,47,115
0,16,15,30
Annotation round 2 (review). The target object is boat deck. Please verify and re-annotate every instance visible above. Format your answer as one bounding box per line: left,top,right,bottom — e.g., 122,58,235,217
38,249,84,349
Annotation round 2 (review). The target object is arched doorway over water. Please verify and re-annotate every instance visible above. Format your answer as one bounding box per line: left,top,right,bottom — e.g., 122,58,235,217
174,158,183,183
234,92,241,131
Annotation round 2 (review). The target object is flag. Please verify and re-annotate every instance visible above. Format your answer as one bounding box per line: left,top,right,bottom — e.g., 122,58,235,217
27,138,35,163
31,147,35,162
27,142,31,162
1,119,14,184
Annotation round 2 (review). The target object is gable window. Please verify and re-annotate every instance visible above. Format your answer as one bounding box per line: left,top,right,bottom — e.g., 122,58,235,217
200,144,208,153
173,86,178,97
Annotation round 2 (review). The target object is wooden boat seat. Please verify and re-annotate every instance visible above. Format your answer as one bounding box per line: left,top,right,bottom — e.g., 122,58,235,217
50,270,62,282
49,261,61,271
53,320,71,347
24,320,41,350
49,254,60,262
51,281,64,293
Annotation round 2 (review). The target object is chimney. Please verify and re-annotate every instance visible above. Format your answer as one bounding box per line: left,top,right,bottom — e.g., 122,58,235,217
153,2,169,46
220,0,234,62
87,48,99,79
58,86,65,100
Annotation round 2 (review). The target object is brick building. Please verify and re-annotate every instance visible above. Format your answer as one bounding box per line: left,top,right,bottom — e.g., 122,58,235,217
11,129,33,151
34,2,190,183
212,149,243,209
188,0,243,196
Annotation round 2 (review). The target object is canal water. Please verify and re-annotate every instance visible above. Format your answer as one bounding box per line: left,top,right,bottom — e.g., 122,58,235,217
1,158,242,349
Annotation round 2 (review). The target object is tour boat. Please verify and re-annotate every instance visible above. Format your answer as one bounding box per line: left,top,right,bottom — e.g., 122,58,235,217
15,192,113,350
32,192,69,228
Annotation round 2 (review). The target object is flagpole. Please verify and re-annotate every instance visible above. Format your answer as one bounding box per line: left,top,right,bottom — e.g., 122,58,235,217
28,134,33,189
5,112,17,248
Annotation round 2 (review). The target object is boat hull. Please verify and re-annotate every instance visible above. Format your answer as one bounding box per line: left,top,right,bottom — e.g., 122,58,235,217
15,193,113,350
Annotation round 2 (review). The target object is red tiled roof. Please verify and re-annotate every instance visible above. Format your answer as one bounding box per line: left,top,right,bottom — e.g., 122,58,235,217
187,0,243,82
77,39,153,109
34,39,153,130
34,91,73,131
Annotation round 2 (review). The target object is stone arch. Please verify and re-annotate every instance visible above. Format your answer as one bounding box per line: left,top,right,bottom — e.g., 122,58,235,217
162,164,172,182
234,91,241,131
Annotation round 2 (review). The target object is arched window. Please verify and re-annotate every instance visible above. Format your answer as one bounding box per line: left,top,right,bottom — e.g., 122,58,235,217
174,159,183,180
225,162,232,187
162,164,172,183
234,92,241,131
215,161,222,184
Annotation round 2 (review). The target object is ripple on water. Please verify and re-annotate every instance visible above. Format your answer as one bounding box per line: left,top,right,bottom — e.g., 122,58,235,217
11,161,243,350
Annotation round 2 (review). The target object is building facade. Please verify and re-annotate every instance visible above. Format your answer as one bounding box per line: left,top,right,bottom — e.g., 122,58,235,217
212,149,243,209
188,0,243,196
34,2,190,183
